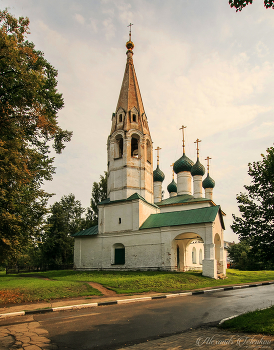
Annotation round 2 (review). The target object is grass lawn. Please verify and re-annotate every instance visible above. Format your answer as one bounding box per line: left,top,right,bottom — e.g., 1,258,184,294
0,271,101,304
0,269,273,304
219,306,274,335
29,269,274,293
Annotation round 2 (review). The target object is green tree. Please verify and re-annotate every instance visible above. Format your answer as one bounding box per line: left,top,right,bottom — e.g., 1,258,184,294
90,171,107,225
229,0,274,11
231,146,274,268
0,10,72,263
227,240,258,270
42,194,85,266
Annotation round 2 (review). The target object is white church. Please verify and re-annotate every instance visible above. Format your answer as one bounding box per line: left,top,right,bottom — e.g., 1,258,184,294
73,34,226,279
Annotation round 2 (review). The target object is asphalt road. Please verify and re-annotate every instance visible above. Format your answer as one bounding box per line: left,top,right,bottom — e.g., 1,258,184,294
1,284,274,350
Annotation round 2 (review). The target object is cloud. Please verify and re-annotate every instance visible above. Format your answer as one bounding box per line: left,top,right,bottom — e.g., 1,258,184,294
103,18,115,40
75,13,85,25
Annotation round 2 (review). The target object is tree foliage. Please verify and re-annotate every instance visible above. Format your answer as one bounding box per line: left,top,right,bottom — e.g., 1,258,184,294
42,194,85,266
229,0,274,11
227,240,263,270
231,147,274,268
0,10,72,263
90,171,107,225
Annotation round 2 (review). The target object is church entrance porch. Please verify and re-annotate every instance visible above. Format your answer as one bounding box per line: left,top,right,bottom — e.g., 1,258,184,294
172,233,204,272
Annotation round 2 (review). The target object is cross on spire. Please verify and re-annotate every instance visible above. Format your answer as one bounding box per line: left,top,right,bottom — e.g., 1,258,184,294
128,23,133,41
155,146,161,166
205,156,212,174
170,163,175,179
194,138,202,158
179,125,187,154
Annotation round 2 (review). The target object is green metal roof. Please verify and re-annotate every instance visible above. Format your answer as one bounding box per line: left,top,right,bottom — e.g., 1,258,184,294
140,205,224,230
156,194,209,206
72,225,98,237
98,193,159,208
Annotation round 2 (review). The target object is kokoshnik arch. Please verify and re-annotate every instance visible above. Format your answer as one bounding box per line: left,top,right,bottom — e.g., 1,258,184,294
73,28,226,279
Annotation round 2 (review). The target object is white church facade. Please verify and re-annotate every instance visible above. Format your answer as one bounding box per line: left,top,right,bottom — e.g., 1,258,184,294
73,35,226,279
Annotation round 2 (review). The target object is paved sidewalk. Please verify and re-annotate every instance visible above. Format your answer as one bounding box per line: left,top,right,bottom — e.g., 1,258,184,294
1,282,274,349
0,316,57,350
118,327,274,350
1,322,273,350
0,292,163,316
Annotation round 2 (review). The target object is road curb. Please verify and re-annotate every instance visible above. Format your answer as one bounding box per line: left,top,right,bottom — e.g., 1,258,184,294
1,280,273,319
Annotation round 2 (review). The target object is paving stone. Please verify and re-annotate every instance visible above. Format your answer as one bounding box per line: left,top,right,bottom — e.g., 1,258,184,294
23,345,42,350
1,334,14,348
34,328,48,335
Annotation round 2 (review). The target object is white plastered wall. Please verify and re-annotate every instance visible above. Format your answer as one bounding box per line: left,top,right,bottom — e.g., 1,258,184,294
98,198,159,234
159,201,210,214
75,209,225,279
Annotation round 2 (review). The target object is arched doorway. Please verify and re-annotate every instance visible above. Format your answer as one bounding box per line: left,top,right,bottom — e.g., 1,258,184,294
173,233,204,272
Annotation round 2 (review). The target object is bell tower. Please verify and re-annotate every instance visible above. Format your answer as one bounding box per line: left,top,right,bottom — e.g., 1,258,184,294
107,27,153,202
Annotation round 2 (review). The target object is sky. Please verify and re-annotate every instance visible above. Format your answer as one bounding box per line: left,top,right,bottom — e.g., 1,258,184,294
1,0,274,242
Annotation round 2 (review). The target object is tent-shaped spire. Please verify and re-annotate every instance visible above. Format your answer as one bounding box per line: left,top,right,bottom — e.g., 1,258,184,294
116,49,145,116
111,35,150,136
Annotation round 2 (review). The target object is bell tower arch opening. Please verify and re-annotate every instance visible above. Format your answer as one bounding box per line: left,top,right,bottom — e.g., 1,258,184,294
114,134,124,159
131,134,139,158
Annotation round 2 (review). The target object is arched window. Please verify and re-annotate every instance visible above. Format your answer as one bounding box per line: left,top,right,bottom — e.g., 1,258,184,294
199,249,203,265
113,243,125,265
192,247,196,264
177,246,180,270
131,136,139,158
119,114,123,123
132,114,137,122
146,140,151,163
114,135,123,159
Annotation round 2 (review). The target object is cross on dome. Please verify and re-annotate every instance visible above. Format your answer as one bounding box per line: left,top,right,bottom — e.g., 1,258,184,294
205,156,212,174
127,23,133,41
126,23,134,51
179,125,187,154
194,138,202,158
170,163,175,179
155,146,162,166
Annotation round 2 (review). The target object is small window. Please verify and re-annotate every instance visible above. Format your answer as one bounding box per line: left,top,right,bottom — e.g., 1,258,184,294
119,218,121,224
192,247,196,264
132,114,136,122
115,248,125,265
119,114,122,123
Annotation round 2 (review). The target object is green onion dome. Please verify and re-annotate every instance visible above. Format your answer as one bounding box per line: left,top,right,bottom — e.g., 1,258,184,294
191,158,205,176
153,165,165,182
202,174,215,189
167,179,177,193
173,153,194,174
